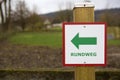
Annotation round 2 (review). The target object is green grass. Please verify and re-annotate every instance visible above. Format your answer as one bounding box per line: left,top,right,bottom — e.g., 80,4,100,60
108,39,120,46
9,29,120,48
9,32,62,48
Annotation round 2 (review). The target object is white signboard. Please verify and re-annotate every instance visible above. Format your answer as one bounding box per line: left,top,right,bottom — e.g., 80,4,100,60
63,23,106,66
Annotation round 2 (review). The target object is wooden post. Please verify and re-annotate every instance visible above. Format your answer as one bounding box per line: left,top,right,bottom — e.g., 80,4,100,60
73,2,95,80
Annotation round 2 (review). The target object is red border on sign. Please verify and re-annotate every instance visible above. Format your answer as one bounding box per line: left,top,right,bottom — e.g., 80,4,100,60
62,22,107,66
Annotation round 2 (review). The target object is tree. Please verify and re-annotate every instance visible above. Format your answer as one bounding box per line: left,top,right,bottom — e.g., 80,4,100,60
27,12,43,31
7,0,11,31
99,9,120,39
100,9,120,27
4,0,7,21
0,0,12,31
54,2,72,23
0,0,4,25
13,0,30,31
100,10,112,26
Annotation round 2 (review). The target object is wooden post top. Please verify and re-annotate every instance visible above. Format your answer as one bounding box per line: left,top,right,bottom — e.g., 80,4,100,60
74,2,94,8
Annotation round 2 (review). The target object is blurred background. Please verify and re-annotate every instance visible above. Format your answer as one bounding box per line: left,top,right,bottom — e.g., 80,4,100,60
0,0,120,80
0,0,120,33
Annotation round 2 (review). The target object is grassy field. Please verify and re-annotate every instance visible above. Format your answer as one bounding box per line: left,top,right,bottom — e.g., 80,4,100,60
9,32,62,48
8,26,120,48
108,39,120,46
9,31,120,48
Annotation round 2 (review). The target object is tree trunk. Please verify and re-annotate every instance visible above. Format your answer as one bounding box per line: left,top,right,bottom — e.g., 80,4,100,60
4,0,7,22
8,0,11,18
0,3,4,25
8,0,11,32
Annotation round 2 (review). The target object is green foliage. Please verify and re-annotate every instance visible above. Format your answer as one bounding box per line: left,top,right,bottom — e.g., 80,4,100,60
26,13,44,31
108,39,120,46
9,32,62,48
107,27,120,39
107,27,120,43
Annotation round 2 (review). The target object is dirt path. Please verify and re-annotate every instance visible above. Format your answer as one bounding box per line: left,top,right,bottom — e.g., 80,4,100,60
0,41,120,70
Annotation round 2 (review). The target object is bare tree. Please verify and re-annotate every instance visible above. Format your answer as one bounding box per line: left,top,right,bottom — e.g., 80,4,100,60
4,0,7,21
0,0,12,31
13,0,30,31
7,0,11,31
54,1,72,23
0,0,4,25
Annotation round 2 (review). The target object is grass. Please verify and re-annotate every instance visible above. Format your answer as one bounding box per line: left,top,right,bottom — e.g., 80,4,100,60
107,26,120,46
9,26,120,48
9,32,62,48
0,32,12,40
108,39,120,46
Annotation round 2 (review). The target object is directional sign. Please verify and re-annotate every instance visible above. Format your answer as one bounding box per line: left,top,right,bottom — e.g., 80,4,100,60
71,33,97,49
63,23,106,66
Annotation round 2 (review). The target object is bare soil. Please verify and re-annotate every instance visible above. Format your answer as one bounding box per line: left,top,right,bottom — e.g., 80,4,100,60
0,40,120,70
